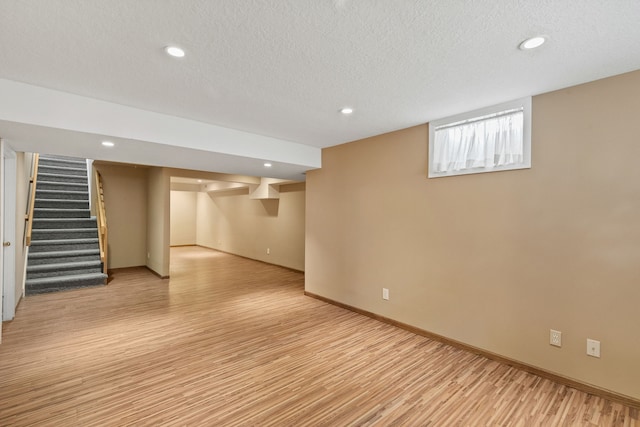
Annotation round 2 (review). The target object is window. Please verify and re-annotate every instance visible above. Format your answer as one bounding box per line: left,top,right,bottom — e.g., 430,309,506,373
428,97,531,178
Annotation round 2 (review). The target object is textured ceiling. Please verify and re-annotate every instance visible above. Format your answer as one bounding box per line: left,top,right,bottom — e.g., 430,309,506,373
1,1,640,172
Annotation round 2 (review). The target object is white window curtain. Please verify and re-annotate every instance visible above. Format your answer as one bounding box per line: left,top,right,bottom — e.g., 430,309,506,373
432,110,524,173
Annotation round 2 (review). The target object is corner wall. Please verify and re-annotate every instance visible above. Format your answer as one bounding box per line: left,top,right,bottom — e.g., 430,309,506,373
14,152,32,305
196,183,305,271
147,167,170,277
305,70,640,399
170,191,197,246
93,163,148,269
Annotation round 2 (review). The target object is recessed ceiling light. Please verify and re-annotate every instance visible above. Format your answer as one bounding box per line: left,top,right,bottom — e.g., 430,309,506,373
264,163,272,168
101,141,115,147
197,179,203,183
340,107,354,115
519,36,546,50
165,46,185,58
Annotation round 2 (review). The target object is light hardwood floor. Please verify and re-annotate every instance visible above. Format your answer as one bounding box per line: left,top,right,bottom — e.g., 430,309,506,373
0,246,637,426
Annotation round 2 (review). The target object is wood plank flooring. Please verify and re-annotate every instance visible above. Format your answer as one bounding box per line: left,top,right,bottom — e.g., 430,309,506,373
0,246,638,426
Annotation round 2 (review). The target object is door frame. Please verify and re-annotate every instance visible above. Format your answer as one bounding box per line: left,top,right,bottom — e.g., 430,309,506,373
1,139,17,326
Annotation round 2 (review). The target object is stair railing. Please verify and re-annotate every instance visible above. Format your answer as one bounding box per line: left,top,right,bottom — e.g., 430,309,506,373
25,153,40,246
94,169,108,274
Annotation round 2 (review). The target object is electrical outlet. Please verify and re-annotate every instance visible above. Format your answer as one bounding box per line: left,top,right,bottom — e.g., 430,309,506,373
550,329,562,347
382,288,389,300
587,339,601,358
267,248,270,255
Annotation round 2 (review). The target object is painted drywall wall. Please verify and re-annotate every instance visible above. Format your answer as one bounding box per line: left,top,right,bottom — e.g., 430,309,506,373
93,163,148,269
14,151,32,306
305,70,640,399
170,191,197,246
196,183,305,271
147,167,170,277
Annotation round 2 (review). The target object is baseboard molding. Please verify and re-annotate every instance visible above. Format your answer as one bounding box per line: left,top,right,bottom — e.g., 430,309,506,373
1,295,21,324
304,291,640,410
107,266,146,274
106,266,170,280
194,245,305,274
144,266,169,280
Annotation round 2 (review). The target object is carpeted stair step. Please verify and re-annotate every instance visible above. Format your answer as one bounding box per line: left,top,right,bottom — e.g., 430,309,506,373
28,249,102,265
27,260,103,279
25,272,107,295
26,154,107,296
38,156,86,168
38,164,87,177
32,228,98,240
36,189,89,201
36,180,88,192
29,238,99,253
33,208,91,218
34,198,89,210
32,218,98,230
37,172,88,184
33,218,98,229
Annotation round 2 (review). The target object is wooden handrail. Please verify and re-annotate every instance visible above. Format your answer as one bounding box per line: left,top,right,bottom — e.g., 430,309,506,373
94,169,108,274
25,153,40,246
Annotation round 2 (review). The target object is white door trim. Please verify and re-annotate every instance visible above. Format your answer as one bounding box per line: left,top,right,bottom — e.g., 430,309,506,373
0,138,3,340
1,140,17,323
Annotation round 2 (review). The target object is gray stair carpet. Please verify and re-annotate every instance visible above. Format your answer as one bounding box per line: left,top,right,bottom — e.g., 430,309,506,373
26,154,107,295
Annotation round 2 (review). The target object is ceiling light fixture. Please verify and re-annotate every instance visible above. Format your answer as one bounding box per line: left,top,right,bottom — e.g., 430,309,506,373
519,36,546,50
197,179,203,183
340,107,354,115
264,163,272,168
165,46,186,58
101,141,115,147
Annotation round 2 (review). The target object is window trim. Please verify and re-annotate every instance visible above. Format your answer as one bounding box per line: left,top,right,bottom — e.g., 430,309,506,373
428,97,532,178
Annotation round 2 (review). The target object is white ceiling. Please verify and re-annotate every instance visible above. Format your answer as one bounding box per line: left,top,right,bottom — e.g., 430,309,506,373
1,1,639,178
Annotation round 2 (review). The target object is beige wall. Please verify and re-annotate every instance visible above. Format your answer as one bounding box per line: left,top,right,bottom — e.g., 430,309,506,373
94,163,148,269
196,183,305,271
93,163,302,274
147,167,170,277
14,152,32,305
170,191,197,246
305,70,640,399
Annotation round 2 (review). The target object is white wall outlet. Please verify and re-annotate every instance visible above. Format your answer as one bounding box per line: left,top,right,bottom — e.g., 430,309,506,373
587,339,601,358
147,252,150,259
550,329,562,347
382,288,389,300
267,248,270,255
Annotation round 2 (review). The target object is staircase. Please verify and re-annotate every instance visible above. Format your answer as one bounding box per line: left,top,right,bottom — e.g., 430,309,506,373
26,155,107,295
